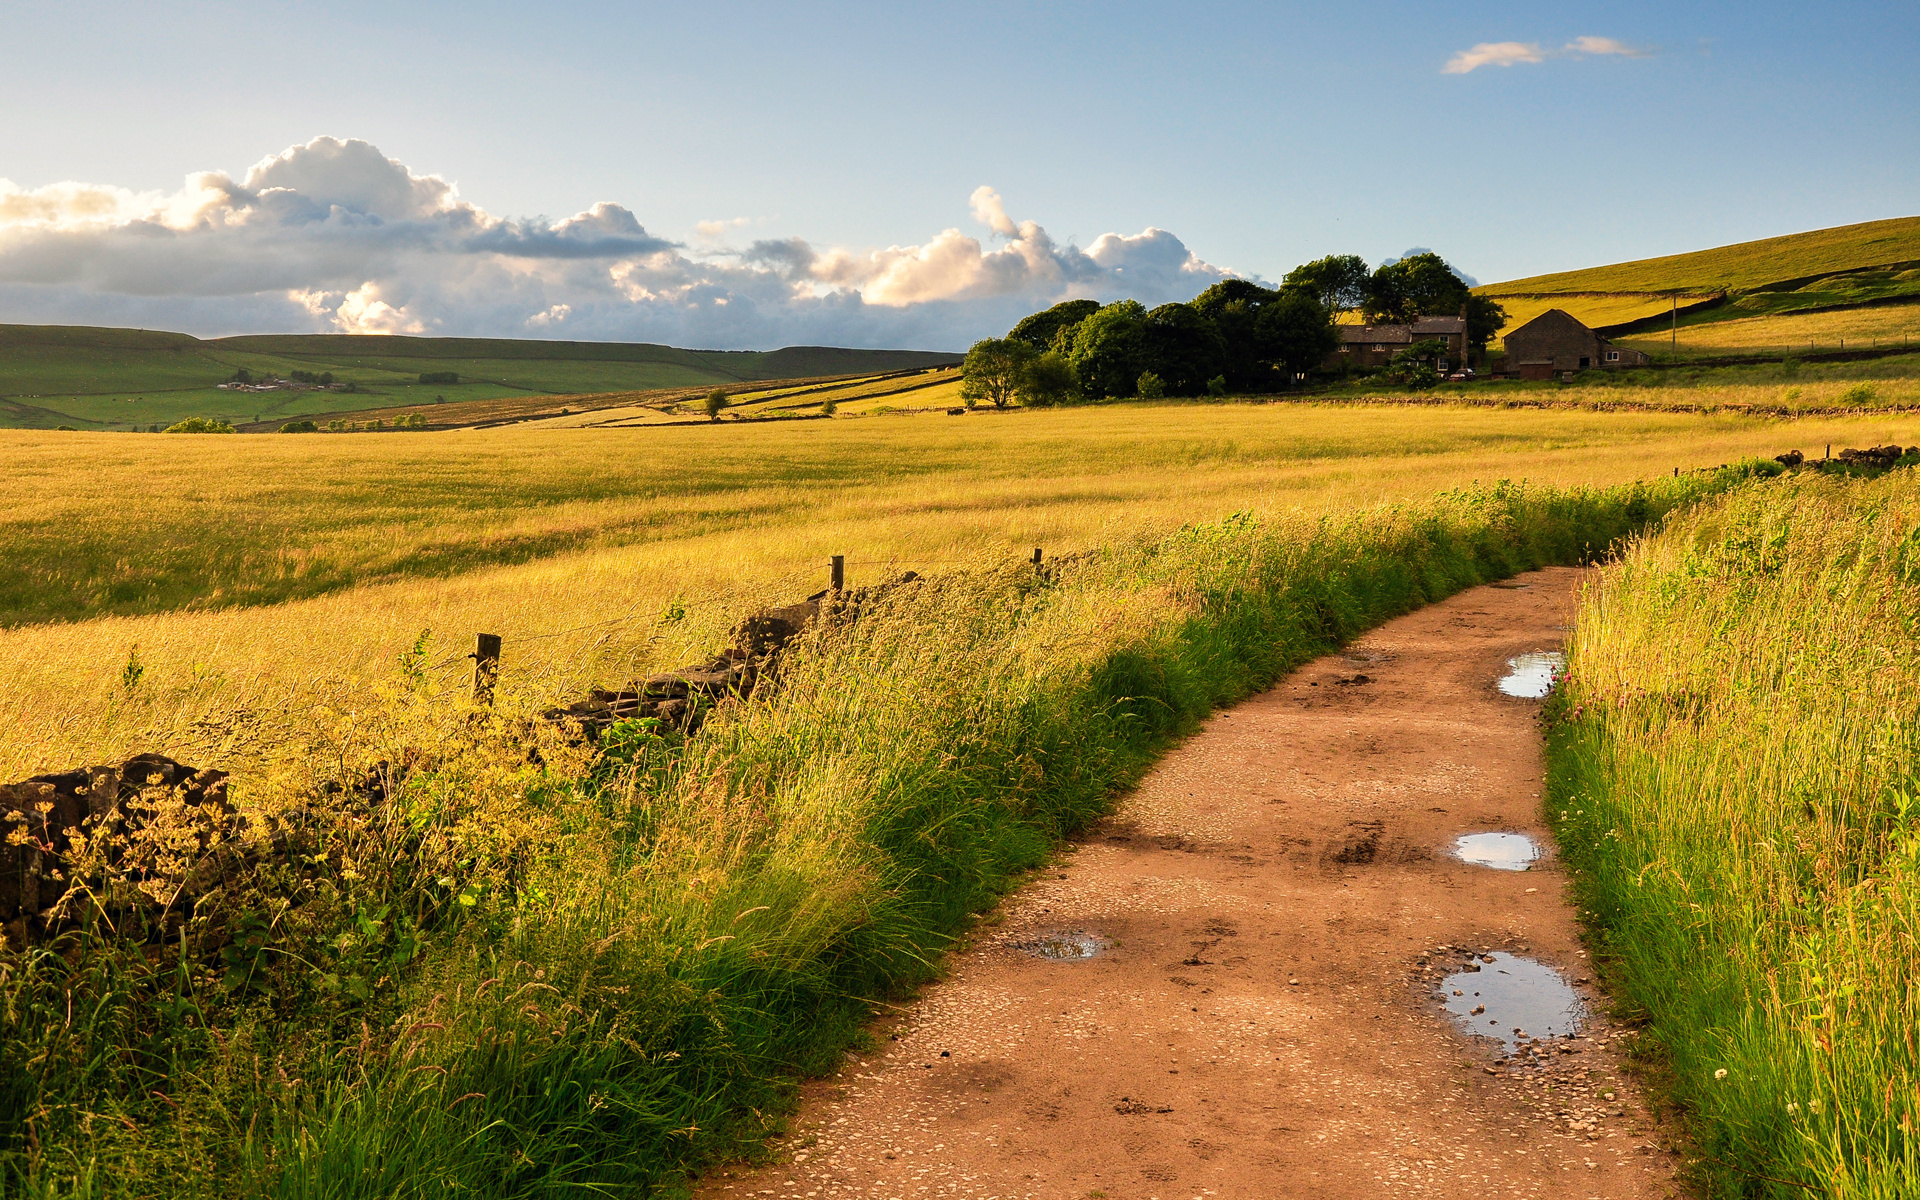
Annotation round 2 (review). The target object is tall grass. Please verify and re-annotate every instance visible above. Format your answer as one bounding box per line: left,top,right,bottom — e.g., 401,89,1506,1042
1,467,1757,1197
1549,471,1920,1197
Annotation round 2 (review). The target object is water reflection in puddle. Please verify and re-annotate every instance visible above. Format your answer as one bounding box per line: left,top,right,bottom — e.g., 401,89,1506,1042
1497,651,1566,698
1453,832,1540,871
1439,952,1585,1051
1013,930,1109,960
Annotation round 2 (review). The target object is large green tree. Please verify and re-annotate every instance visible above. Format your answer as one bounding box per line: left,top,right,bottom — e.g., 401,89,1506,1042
1363,252,1471,324
1255,290,1342,377
1142,303,1228,395
1282,254,1370,315
960,338,1036,409
1464,294,1509,362
1017,350,1077,407
1190,279,1283,390
1008,298,1100,353
1066,301,1151,398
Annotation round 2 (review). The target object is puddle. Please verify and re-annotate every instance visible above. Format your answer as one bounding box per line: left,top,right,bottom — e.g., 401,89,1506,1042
1013,930,1109,960
1439,952,1585,1051
1497,651,1565,698
1453,832,1540,871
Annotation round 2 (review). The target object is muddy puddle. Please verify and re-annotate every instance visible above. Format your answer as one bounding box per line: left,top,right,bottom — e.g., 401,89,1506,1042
1439,952,1585,1051
1497,651,1565,698
1012,930,1109,960
1452,832,1540,871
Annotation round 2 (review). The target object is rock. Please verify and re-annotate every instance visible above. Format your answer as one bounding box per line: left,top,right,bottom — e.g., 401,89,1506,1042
1774,449,1804,467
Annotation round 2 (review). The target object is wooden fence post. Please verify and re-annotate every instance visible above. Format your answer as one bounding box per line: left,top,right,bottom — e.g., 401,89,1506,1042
472,633,501,705
1032,547,1043,568
830,555,845,592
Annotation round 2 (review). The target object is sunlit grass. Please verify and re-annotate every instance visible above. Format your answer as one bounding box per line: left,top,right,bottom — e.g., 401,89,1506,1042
4,405,1913,780
1618,300,1920,359
1551,471,1920,1197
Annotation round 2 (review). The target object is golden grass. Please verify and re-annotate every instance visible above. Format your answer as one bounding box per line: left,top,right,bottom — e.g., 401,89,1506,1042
3,403,1916,781
1617,300,1920,358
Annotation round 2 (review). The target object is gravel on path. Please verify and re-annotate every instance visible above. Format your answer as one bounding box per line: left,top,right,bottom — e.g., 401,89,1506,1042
701,567,1688,1200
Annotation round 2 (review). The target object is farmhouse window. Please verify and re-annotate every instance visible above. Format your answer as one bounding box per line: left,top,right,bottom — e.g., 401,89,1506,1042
1606,350,1620,362
1373,344,1385,353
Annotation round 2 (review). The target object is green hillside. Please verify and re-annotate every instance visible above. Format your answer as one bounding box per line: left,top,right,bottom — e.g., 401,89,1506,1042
1477,216,1920,354
1481,215,1920,297
0,325,960,430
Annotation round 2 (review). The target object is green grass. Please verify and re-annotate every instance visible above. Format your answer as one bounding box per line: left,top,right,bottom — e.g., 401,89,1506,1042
1479,215,1920,297
0,466,1761,1198
0,325,959,430
1547,469,1920,1197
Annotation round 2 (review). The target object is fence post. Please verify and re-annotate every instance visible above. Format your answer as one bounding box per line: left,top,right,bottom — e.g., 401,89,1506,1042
1032,546,1043,568
830,555,845,592
472,633,501,705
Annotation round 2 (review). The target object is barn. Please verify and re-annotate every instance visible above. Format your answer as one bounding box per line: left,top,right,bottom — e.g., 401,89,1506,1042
1502,309,1651,379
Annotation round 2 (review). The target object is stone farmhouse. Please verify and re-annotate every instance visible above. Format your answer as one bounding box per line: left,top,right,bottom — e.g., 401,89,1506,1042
1331,314,1468,370
1501,309,1651,379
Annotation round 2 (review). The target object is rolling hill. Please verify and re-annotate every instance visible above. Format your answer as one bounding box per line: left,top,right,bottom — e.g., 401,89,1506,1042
0,325,961,430
1477,215,1920,356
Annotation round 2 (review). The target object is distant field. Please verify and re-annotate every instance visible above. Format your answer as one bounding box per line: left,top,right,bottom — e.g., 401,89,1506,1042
0,324,959,429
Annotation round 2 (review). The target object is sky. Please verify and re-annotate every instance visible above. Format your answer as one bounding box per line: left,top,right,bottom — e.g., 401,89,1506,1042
0,0,1913,350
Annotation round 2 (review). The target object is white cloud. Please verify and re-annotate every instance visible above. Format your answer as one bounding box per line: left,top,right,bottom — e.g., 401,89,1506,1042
1565,36,1646,58
1444,35,1648,74
0,136,1236,349
1443,42,1544,74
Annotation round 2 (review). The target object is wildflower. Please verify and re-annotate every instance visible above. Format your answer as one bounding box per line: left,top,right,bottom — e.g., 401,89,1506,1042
1715,1068,1728,1080
1786,1102,1800,1115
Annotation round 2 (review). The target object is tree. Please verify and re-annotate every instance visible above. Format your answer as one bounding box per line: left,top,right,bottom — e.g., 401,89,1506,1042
1142,303,1227,395
704,389,729,421
1387,338,1449,389
1065,301,1151,398
1008,299,1100,353
1136,371,1167,399
1283,254,1370,314
1190,279,1286,390
1254,290,1341,377
163,417,236,433
1017,350,1077,407
960,338,1036,409
1363,252,1470,324
1465,294,1509,362
278,420,319,433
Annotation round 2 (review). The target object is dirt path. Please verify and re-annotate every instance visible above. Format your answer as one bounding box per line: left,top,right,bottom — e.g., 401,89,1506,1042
702,568,1687,1200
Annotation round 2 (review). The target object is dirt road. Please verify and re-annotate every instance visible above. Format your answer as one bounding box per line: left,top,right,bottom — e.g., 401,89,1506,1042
702,567,1687,1199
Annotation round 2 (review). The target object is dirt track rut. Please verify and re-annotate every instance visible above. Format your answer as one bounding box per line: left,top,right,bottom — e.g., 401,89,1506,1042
703,567,1688,1199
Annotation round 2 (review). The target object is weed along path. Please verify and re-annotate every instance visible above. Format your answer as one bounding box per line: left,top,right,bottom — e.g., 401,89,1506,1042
702,568,1687,1200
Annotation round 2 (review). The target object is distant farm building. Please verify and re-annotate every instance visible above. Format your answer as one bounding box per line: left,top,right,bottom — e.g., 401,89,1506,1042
1502,309,1650,379
1331,315,1468,370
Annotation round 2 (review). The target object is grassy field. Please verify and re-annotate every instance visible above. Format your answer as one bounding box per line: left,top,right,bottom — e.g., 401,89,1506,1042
1333,350,1920,414
1476,216,1920,354
1479,215,1920,297
1549,472,1920,1197
1,456,1760,1197
2,401,1916,783
0,325,958,430
1616,298,1920,359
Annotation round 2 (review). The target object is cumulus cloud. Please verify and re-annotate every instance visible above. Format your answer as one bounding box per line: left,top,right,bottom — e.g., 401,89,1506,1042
1443,42,1545,74
0,136,1235,349
1444,35,1648,74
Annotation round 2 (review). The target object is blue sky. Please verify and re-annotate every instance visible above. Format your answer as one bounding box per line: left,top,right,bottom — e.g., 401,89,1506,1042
0,0,1912,347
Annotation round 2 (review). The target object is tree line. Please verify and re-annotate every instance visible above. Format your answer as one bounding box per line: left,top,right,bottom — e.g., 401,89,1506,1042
961,251,1508,406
